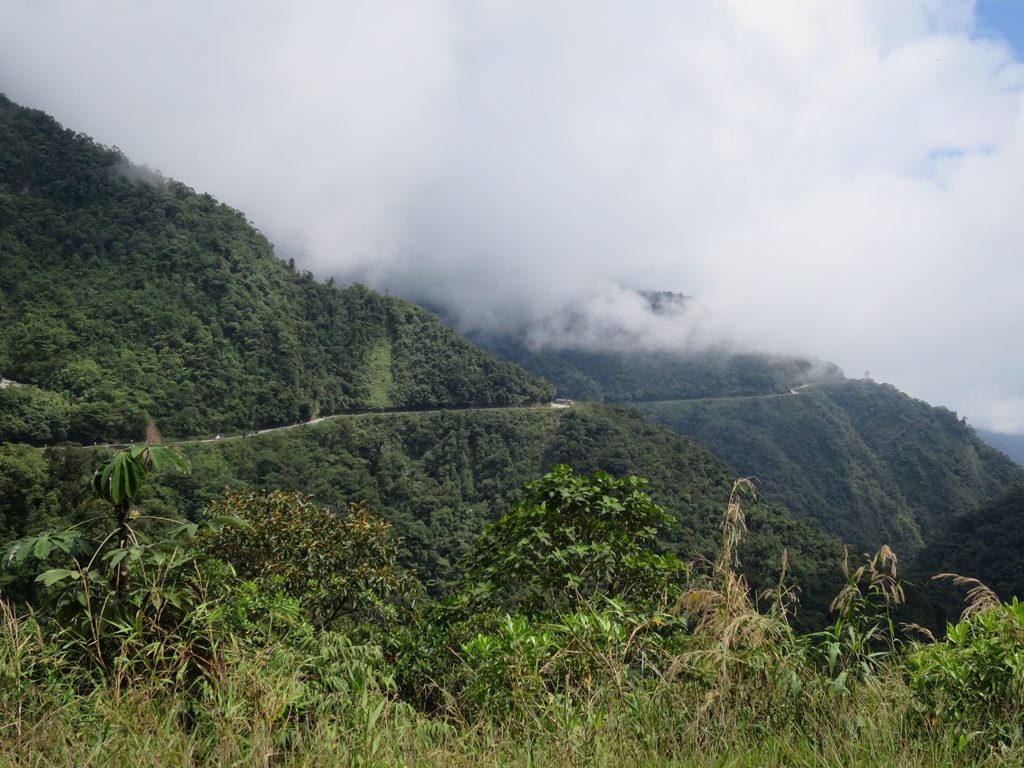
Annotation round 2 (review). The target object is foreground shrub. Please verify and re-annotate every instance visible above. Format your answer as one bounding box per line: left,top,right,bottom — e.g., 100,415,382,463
451,600,685,725
459,465,684,617
204,489,423,632
908,597,1024,749
0,444,232,681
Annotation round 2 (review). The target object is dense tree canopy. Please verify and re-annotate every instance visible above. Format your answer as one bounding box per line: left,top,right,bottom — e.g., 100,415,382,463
204,489,421,630
473,332,1021,565
637,381,1024,556
0,405,846,625
909,485,1024,627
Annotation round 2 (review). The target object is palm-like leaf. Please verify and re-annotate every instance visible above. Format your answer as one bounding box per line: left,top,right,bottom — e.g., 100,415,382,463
92,444,191,505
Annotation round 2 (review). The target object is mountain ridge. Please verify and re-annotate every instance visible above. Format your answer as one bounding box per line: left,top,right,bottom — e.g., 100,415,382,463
462,323,1024,559
4,91,1022,613
0,93,553,444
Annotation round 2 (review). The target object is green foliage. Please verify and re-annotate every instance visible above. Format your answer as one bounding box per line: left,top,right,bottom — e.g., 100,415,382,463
825,381,1020,534
0,444,61,543
0,444,210,670
911,486,1024,626
212,578,312,647
461,465,682,615
363,337,394,410
204,489,422,631
638,381,1024,556
452,602,684,725
908,599,1024,750
804,546,905,694
541,405,845,627
12,89,1024,765
91,443,190,506
6,452,1024,764
4,405,846,624
0,384,70,443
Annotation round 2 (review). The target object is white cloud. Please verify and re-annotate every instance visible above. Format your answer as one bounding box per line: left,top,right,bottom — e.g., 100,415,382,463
2,0,1023,429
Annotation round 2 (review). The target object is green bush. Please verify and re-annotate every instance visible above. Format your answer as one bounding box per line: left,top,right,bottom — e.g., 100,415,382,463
203,489,423,632
908,599,1024,748
460,465,683,616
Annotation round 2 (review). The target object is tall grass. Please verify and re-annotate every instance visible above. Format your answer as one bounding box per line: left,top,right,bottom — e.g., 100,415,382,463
3,482,1024,766
0,644,1007,768
2,608,1019,766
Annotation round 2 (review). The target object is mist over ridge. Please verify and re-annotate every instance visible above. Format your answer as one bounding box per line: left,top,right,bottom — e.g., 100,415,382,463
2,1,1024,430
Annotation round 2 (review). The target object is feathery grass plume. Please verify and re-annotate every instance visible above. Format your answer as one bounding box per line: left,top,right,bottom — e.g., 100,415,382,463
830,546,857,616
932,573,1001,622
869,545,903,607
899,622,937,643
759,548,799,624
720,477,756,575
830,545,904,618
814,545,907,688
666,477,807,731
674,477,760,636
0,599,42,736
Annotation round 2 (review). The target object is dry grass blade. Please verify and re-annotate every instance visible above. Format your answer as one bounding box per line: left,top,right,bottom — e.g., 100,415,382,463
675,478,760,632
759,549,800,622
721,478,756,574
900,622,937,642
869,545,904,607
673,587,722,619
933,573,1001,622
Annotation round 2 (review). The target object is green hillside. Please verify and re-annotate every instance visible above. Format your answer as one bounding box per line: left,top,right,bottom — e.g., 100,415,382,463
636,381,1024,555
1,403,844,623
6,96,1024,767
977,428,1024,465
470,329,1022,558
4,91,1010,625
912,486,1024,604
0,94,848,625
473,330,842,402
8,421,1024,766
0,94,552,444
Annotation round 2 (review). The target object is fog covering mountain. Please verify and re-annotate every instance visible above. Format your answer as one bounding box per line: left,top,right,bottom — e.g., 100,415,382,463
0,94,847,626
0,94,551,443
4,3,1024,437
459,290,845,403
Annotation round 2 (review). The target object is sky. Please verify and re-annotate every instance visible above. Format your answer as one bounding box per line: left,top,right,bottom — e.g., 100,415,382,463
2,1,1024,432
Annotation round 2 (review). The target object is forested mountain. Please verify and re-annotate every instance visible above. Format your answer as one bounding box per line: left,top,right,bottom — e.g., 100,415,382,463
0,94,847,626
1,91,1015,620
0,94,552,444
911,486,1024,606
467,325,1023,559
977,429,1024,465
469,321,843,404
637,381,1024,555
7,94,1024,766
0,404,845,624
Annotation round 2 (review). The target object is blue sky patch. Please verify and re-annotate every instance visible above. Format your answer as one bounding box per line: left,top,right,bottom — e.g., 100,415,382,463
975,0,1024,60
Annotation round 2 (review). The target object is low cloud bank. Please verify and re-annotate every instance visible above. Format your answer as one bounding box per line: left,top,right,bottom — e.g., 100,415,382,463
2,1,1023,429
